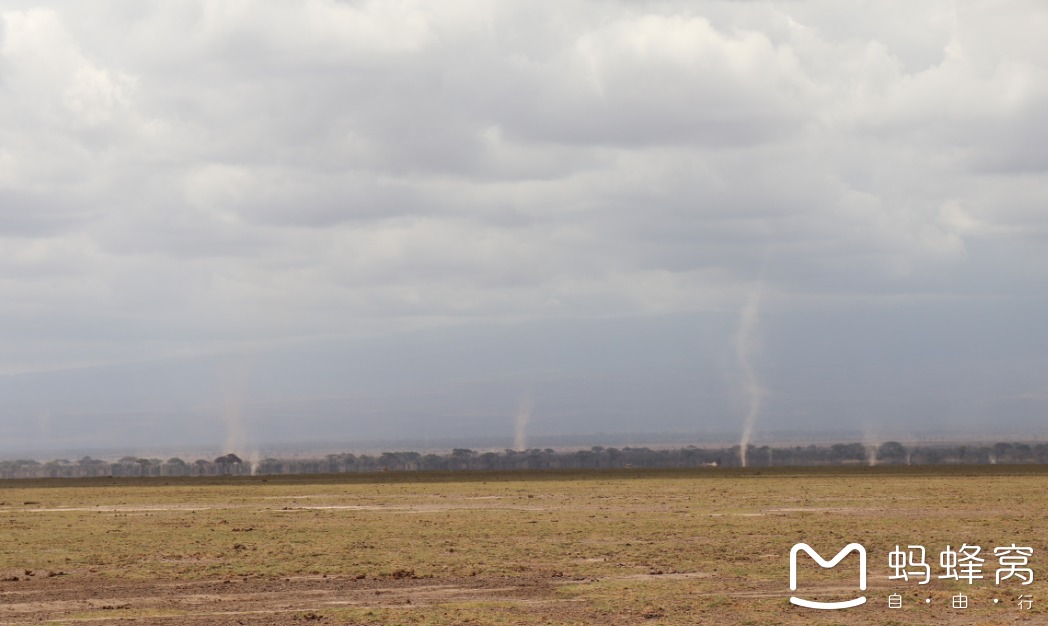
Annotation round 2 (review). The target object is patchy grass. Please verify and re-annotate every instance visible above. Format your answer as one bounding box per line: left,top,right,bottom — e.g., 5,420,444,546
0,466,1045,624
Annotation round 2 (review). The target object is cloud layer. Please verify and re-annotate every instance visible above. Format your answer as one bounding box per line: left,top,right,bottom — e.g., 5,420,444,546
1,1,1046,449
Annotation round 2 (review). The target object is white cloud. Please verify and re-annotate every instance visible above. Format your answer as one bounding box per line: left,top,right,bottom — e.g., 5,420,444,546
1,9,134,129
0,0,1046,378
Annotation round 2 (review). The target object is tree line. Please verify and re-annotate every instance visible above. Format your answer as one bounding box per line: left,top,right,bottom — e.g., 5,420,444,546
1,441,1047,479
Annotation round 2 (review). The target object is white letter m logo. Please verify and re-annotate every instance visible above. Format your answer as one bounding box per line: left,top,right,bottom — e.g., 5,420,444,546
789,543,867,610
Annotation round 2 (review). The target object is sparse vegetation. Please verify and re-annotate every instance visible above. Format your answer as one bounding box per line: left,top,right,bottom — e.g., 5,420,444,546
0,466,1044,624
5,441,1048,479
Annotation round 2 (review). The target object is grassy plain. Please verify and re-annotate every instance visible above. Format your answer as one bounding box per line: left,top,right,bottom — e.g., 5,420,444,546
0,466,1044,625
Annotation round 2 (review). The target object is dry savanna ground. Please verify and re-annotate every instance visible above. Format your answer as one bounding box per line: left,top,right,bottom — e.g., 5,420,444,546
0,466,1045,625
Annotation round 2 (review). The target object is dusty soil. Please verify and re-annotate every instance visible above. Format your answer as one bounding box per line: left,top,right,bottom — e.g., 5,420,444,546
0,574,574,625
1,467,1045,625
1,573,1029,626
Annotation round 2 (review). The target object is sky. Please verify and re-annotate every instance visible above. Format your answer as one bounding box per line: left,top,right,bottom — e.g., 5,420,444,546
1,1,1046,455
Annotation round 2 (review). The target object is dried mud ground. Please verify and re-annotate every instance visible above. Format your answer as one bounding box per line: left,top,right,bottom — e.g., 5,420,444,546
0,466,1045,625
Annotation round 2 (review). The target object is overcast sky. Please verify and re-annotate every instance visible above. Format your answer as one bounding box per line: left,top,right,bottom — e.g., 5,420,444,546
1,1,1046,455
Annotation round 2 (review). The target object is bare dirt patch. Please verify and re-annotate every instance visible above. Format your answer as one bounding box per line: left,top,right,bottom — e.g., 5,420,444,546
0,574,571,625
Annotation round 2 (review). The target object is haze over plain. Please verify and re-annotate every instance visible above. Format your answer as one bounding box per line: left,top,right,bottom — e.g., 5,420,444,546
1,1,1046,453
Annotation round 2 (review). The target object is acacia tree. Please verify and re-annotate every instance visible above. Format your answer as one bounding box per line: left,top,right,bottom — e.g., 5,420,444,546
877,441,907,464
